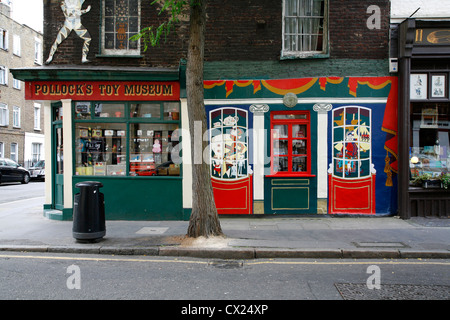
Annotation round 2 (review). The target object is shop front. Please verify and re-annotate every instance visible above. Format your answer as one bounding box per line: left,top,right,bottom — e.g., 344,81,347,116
11,67,186,220
204,76,398,216
397,19,450,217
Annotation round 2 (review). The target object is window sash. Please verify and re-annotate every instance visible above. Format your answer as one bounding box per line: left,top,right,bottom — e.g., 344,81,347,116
102,0,140,55
282,0,326,56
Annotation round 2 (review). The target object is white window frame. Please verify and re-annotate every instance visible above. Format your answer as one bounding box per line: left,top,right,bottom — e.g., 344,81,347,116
13,77,21,90
0,28,8,50
13,34,21,56
0,66,8,85
282,0,328,59
0,142,4,158
34,37,42,65
0,103,8,126
10,143,18,162
32,142,42,163
34,103,41,130
13,106,20,128
101,0,141,56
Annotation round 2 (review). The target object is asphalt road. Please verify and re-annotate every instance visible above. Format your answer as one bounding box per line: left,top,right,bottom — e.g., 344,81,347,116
0,251,448,302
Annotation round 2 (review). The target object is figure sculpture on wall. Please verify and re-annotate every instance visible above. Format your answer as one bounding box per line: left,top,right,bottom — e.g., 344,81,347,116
45,0,92,64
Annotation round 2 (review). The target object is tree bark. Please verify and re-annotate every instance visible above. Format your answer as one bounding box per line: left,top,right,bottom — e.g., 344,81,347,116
186,0,223,238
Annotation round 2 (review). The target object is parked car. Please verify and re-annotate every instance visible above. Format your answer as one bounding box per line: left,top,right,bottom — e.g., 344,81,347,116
0,158,30,184
29,160,45,181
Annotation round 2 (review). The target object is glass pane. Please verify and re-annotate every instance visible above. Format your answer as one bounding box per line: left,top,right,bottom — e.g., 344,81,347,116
130,103,160,118
273,114,307,120
292,124,307,137
163,102,180,120
56,127,63,174
274,140,288,155
292,156,306,172
129,123,180,176
333,142,343,158
75,102,91,119
273,125,288,138
273,156,288,173
75,123,127,176
293,139,307,155
344,142,359,160
94,103,125,118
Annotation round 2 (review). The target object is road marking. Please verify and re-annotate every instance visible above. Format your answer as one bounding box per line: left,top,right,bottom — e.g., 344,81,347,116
0,253,449,266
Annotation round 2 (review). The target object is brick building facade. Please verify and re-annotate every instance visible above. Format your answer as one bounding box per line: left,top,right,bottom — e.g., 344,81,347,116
0,0,44,167
13,0,399,220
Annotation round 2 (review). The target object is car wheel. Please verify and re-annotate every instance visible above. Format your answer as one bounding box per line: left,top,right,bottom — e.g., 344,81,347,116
22,173,30,184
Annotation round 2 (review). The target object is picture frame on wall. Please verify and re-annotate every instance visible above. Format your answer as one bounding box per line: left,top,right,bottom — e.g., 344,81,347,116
431,74,446,98
410,74,427,100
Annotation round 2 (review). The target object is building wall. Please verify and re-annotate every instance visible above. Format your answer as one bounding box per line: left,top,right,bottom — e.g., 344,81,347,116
0,4,44,165
43,0,390,67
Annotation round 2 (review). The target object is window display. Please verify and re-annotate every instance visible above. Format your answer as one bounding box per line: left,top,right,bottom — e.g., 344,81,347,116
74,101,180,177
75,123,126,176
271,111,310,175
129,123,180,176
409,103,450,186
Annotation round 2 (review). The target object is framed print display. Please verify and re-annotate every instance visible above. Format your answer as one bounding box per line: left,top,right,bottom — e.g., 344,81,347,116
410,74,427,100
431,74,446,98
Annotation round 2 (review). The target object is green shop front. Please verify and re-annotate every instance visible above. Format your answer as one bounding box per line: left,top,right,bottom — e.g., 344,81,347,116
12,67,186,220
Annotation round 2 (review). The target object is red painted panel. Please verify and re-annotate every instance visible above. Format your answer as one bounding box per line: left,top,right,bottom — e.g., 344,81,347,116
212,176,253,214
328,175,376,214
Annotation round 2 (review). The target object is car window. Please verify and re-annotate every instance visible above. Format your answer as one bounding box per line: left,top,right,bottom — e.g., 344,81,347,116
0,159,5,166
5,159,17,166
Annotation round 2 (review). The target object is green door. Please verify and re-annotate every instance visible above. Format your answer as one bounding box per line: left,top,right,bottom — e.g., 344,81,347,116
52,104,64,210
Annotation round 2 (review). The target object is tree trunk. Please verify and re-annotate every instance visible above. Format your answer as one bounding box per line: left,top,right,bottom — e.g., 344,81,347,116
186,0,223,238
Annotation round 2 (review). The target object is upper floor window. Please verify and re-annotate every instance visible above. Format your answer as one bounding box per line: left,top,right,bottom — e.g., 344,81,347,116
282,0,328,59
0,103,8,126
13,35,20,56
34,38,42,65
0,29,8,50
0,66,8,85
101,0,140,56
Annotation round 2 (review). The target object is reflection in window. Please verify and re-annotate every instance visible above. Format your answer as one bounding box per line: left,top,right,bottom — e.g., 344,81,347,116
75,123,127,176
409,103,450,184
271,111,310,175
129,123,180,176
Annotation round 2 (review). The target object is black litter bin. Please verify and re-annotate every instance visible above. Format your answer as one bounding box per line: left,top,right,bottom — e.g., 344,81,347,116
73,181,106,241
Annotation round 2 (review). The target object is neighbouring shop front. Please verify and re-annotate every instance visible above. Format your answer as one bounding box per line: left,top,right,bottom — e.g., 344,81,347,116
397,19,450,217
12,66,186,220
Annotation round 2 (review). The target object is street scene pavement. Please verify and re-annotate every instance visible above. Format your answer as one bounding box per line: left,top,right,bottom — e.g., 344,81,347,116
0,182,449,260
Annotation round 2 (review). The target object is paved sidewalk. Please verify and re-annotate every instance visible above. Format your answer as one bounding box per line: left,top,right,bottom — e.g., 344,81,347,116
0,201,449,259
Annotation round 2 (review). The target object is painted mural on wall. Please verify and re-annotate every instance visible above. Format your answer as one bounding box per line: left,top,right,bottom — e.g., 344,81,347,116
208,106,253,214
46,0,92,64
203,76,398,215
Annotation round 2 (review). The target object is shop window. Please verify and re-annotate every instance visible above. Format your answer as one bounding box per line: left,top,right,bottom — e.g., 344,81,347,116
409,103,450,184
332,106,372,179
209,108,249,180
129,123,180,176
75,123,127,176
270,111,311,175
101,0,140,56
74,101,181,177
282,0,328,59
